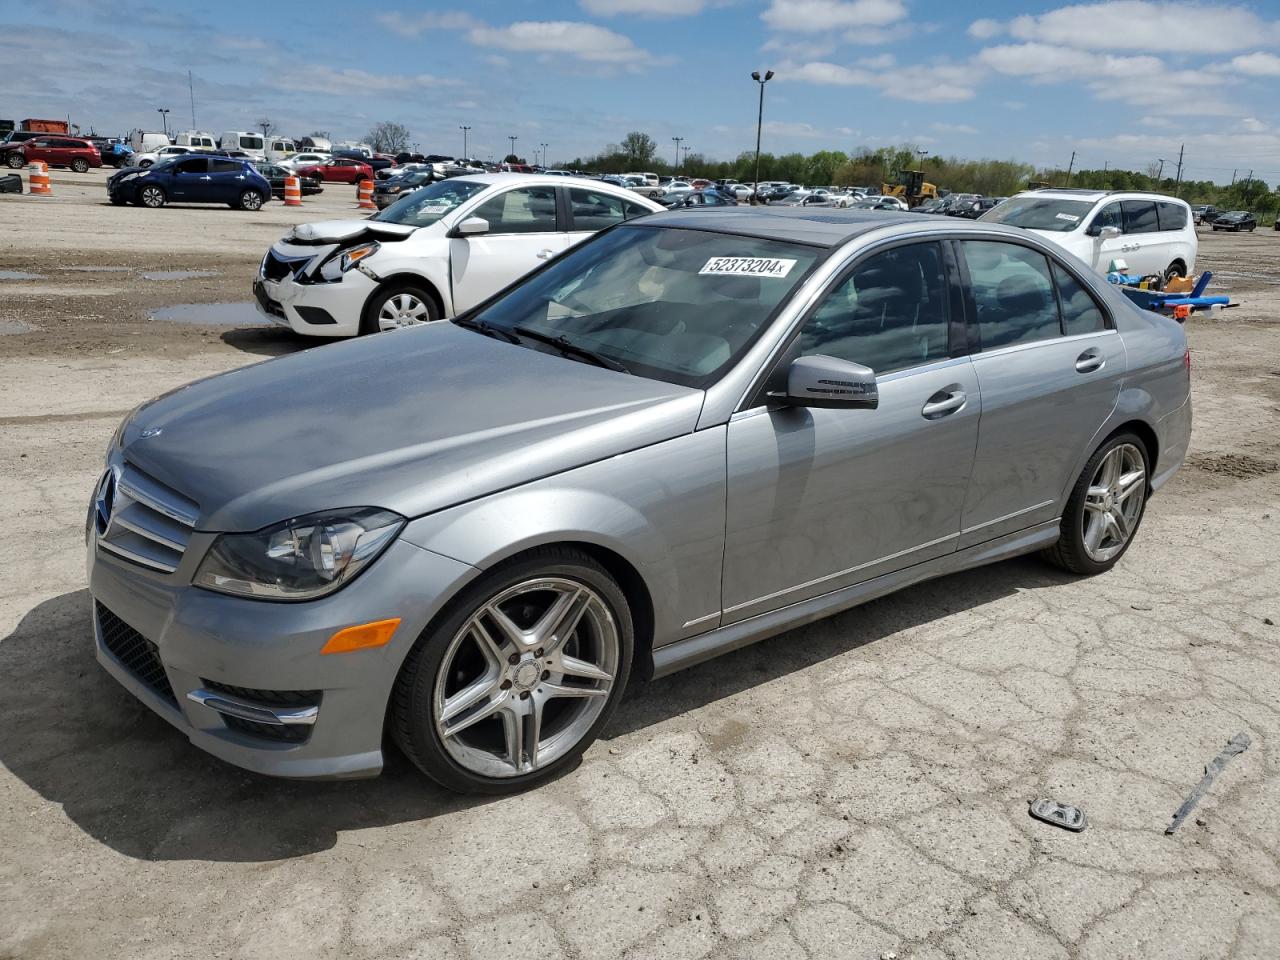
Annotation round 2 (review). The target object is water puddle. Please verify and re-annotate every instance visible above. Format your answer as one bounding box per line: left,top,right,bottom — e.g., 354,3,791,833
64,266,131,273
0,320,34,335
0,271,45,280
141,270,221,281
149,302,262,326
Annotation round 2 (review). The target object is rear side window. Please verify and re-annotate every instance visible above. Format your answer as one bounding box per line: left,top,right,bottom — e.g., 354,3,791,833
568,187,630,231
961,241,1060,350
1122,200,1159,234
209,158,241,174
799,242,950,374
1157,202,1187,231
1052,263,1107,335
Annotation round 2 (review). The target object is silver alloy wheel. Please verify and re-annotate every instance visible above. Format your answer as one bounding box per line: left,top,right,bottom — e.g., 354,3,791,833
433,577,620,778
377,292,431,331
1081,443,1146,562
140,186,164,208
240,190,262,210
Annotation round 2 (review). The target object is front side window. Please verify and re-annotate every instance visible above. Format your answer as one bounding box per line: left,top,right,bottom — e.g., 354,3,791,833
569,187,629,231
798,242,950,375
171,157,207,175
962,241,1061,350
373,178,488,228
1122,200,1158,234
471,186,559,234
471,225,824,387
1088,201,1123,235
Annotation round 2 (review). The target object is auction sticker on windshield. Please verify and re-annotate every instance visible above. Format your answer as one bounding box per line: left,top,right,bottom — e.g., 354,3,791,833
700,256,797,278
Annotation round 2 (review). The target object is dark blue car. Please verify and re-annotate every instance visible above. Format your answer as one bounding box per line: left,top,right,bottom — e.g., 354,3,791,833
106,155,272,210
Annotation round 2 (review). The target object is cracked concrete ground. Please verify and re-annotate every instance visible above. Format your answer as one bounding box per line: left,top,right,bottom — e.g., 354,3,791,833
1,179,1278,958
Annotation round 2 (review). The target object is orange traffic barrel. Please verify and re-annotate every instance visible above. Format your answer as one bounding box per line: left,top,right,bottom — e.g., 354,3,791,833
357,178,375,210
284,175,302,207
29,161,51,196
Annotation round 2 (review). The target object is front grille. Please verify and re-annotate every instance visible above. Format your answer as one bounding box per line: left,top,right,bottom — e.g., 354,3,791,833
262,249,308,282
96,601,176,705
203,680,321,744
95,463,198,573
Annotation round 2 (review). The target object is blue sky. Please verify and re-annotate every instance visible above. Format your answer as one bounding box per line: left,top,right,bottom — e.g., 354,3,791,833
3,0,1279,183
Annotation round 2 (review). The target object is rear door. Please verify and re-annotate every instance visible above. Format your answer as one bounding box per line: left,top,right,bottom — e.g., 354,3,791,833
1120,200,1162,275
565,186,652,250
449,185,569,313
208,157,248,202
956,239,1124,547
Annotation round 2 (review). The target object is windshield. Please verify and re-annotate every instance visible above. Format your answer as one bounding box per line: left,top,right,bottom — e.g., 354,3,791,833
373,179,488,227
979,197,1094,232
469,225,824,388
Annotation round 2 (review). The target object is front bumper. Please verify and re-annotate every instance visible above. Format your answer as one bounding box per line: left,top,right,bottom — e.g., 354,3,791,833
253,264,376,337
88,529,477,779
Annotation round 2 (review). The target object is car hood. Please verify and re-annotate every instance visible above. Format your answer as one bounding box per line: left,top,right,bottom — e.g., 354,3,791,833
283,218,417,245
117,323,704,532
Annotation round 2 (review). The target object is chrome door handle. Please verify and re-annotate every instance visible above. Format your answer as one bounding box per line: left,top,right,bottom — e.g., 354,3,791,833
1075,349,1105,373
536,249,553,259
922,389,966,419
199,176,211,180
236,175,244,179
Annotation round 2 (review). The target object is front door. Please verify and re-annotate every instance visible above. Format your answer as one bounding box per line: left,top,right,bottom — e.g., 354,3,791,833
24,138,55,166
167,157,210,201
1084,200,1126,272
956,239,1126,547
449,185,569,313
722,241,980,624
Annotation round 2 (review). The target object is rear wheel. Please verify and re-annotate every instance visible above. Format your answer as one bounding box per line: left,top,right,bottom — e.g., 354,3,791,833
1164,261,1187,281
238,189,264,210
361,282,439,334
391,547,633,793
5,153,24,169
72,158,89,173
1043,432,1149,575
138,184,166,208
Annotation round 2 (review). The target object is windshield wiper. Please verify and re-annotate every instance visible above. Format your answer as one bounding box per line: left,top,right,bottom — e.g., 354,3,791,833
513,326,630,374
451,316,520,344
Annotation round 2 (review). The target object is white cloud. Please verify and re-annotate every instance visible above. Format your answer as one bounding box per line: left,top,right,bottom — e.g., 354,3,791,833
467,20,658,65
780,61,876,86
779,58,981,102
1241,117,1267,132
278,66,462,95
762,36,838,60
967,18,1003,39
843,23,914,45
1002,2,1280,53
931,122,979,135
374,10,480,37
580,0,719,15
1228,51,1280,76
762,0,907,33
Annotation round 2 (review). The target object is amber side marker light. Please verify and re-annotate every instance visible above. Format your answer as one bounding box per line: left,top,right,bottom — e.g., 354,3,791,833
321,618,401,655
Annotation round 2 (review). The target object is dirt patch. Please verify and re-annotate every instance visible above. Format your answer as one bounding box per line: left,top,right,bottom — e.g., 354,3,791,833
1188,452,1280,479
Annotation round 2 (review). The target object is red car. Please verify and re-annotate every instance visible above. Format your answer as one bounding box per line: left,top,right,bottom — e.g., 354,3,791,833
2,136,102,172
294,157,374,184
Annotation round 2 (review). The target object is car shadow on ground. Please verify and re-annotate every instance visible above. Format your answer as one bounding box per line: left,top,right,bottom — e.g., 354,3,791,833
0,558,1068,864
219,326,316,357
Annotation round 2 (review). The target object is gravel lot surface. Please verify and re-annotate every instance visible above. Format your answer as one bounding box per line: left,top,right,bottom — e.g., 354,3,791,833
2,170,1278,959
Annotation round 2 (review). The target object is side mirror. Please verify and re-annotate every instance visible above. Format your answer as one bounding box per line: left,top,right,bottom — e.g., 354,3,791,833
455,217,489,236
772,355,879,410
1097,225,1121,240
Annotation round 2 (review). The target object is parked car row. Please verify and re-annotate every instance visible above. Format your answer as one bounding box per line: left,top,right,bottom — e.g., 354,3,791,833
106,155,273,209
0,135,102,171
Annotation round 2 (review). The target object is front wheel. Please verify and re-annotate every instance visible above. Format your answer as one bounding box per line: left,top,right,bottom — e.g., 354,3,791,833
72,158,89,173
5,153,24,169
391,547,633,793
361,282,439,334
138,184,166,208
238,189,264,210
138,160,153,169
1043,433,1149,575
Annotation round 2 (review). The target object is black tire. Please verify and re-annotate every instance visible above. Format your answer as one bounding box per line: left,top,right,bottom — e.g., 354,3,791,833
1043,431,1150,576
391,546,634,794
1164,261,1186,281
238,189,265,210
72,158,89,173
360,282,440,335
138,184,166,208
5,152,24,169
138,159,153,169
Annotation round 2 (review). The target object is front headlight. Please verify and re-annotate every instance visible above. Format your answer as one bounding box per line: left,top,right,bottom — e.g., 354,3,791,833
194,507,404,601
318,241,381,281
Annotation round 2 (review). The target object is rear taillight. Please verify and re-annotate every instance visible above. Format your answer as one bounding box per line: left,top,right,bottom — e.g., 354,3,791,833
1184,347,1192,374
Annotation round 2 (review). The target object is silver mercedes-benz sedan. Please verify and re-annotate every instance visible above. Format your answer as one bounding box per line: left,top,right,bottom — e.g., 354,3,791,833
87,209,1191,793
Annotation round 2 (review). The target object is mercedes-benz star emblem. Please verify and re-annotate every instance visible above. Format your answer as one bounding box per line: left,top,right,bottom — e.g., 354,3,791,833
94,468,118,535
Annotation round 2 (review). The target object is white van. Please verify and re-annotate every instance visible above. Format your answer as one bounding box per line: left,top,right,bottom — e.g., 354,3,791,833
298,136,331,152
981,189,1197,279
265,137,297,162
174,130,217,150
128,130,171,153
218,131,266,160
335,140,373,158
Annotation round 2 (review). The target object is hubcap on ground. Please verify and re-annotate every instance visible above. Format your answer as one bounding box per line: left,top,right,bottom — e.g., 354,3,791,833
1082,443,1146,562
377,293,430,331
433,577,619,778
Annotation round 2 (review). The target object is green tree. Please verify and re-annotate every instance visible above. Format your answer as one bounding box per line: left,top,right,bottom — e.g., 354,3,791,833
366,121,410,154
620,131,658,167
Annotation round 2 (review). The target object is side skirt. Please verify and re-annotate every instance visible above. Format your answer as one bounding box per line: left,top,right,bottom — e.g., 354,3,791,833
651,519,1060,679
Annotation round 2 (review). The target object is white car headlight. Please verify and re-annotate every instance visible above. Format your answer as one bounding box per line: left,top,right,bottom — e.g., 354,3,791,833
318,241,381,282
194,507,404,601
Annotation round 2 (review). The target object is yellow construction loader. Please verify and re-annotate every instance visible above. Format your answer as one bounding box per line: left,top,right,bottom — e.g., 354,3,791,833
880,169,939,207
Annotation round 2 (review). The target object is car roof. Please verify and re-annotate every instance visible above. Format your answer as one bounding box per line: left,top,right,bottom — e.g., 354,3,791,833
645,207,1035,247
443,172,657,194
1022,188,1189,206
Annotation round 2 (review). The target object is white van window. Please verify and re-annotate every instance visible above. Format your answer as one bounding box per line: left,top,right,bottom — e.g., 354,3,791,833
240,135,265,151
1156,202,1187,231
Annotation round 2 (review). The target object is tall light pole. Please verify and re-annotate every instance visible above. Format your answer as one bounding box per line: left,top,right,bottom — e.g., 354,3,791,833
157,107,170,137
751,70,774,204
1156,158,1166,181
540,142,548,167
672,136,683,172
460,125,470,159
508,135,518,161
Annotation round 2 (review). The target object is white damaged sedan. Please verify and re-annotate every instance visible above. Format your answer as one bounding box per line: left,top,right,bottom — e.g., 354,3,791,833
254,173,665,337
